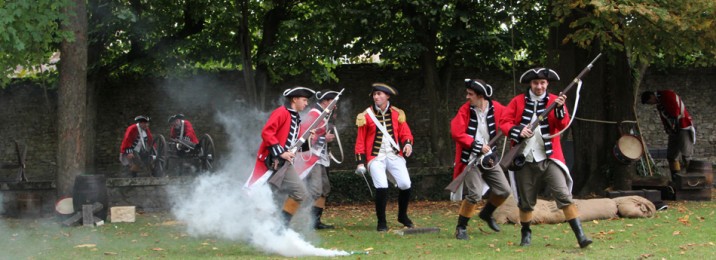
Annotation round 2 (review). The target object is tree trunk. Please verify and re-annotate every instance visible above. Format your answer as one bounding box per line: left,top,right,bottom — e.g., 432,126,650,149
253,2,290,110
236,0,257,107
551,36,636,195
401,1,451,165
420,52,450,165
549,17,608,196
57,0,88,197
602,52,638,191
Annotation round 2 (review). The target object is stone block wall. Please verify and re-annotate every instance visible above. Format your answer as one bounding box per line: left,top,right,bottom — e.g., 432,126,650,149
1,66,714,182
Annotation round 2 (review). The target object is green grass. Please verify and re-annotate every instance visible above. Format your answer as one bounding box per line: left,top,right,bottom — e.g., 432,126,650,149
1,198,714,259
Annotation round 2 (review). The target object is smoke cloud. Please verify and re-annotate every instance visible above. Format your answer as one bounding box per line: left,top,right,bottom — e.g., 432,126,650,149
169,100,349,257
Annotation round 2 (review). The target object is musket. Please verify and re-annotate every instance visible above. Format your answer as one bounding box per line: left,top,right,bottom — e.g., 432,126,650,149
500,53,602,171
445,131,504,193
268,88,345,187
170,138,196,150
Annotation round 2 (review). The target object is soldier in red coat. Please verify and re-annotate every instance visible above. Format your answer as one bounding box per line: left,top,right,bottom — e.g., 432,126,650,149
253,86,315,227
641,90,695,176
168,113,200,173
168,113,199,147
500,68,592,248
301,89,340,229
450,78,511,240
119,115,154,177
354,83,415,232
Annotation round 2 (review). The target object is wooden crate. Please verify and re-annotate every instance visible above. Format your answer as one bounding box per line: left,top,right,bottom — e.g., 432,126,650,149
606,189,662,204
110,206,136,223
674,173,709,190
675,187,712,201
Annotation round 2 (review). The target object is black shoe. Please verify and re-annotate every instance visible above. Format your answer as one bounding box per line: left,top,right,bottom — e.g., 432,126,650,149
455,226,469,240
281,210,293,227
398,216,414,228
375,188,388,232
377,222,388,232
398,188,413,228
315,221,335,230
312,207,335,230
478,203,500,232
520,222,531,246
568,218,592,248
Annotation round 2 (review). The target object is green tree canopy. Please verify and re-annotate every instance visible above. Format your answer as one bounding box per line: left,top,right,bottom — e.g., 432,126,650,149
0,0,71,84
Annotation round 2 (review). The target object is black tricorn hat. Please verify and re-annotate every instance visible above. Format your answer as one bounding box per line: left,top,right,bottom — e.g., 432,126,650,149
519,68,560,84
168,113,185,123
370,83,398,96
464,78,493,97
134,115,150,122
283,86,316,98
316,89,339,101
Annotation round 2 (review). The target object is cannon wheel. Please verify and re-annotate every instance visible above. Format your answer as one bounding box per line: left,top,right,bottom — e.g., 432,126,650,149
152,134,168,177
199,133,215,172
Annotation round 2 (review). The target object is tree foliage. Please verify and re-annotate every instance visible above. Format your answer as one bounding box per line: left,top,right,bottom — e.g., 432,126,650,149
0,0,71,85
553,0,716,69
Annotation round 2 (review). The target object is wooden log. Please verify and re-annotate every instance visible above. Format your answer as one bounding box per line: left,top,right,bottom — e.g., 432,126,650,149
392,227,440,236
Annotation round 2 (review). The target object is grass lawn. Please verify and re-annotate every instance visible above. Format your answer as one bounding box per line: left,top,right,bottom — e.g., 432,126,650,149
1,196,714,259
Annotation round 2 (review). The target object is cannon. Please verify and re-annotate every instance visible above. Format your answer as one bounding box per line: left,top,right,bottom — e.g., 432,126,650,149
152,133,216,177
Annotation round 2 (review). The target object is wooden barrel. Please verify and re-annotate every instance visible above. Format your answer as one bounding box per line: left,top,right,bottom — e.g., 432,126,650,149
72,174,109,220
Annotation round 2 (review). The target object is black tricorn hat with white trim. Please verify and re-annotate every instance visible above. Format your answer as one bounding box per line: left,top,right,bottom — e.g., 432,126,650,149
464,78,493,97
134,115,150,122
283,86,316,98
167,113,185,123
370,82,398,96
316,89,339,101
519,68,560,84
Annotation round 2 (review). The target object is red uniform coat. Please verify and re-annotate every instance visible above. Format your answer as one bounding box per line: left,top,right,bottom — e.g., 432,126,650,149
655,90,694,133
354,105,413,164
292,104,331,178
169,120,199,144
451,100,504,179
300,104,329,147
246,106,299,187
120,123,154,154
499,93,570,164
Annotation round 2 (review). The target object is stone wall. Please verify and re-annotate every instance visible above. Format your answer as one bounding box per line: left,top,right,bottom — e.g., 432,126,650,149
1,66,714,182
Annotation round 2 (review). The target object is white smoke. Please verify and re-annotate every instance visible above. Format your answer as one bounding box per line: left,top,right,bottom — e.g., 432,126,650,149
169,100,349,257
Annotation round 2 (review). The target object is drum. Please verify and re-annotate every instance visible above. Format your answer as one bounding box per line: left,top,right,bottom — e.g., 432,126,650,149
613,135,644,164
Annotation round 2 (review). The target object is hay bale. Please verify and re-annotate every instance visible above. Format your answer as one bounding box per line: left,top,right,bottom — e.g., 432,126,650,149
612,196,656,218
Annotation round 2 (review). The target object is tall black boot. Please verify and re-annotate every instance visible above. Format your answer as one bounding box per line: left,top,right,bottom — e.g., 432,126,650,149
478,203,500,232
313,207,335,230
397,188,414,228
520,222,531,246
568,218,593,248
281,210,293,227
455,216,470,240
375,188,388,231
